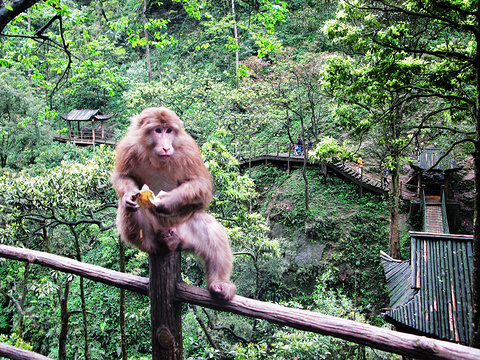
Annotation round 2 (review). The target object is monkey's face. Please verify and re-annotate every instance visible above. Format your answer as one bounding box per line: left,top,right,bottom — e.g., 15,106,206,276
146,124,177,162
133,107,186,167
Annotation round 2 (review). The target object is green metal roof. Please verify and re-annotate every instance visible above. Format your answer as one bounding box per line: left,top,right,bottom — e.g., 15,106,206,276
411,148,461,172
59,109,113,121
381,232,473,344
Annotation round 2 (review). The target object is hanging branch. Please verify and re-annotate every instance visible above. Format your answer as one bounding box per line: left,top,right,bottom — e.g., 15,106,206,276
0,0,41,34
191,305,217,349
1,5,74,106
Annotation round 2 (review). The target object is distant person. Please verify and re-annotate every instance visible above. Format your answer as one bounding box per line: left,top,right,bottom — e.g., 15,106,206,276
307,139,313,151
297,136,303,155
294,144,302,156
356,156,363,176
381,166,390,188
234,140,240,158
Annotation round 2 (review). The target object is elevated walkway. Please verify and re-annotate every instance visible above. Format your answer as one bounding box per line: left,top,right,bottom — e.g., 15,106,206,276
239,151,388,196
424,196,444,233
421,191,450,234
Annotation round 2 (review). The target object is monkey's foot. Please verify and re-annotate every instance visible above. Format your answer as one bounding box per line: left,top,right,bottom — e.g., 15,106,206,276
208,281,236,301
152,229,181,254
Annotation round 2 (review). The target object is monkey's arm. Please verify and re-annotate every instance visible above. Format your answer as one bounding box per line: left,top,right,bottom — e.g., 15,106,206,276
155,175,213,216
112,173,142,212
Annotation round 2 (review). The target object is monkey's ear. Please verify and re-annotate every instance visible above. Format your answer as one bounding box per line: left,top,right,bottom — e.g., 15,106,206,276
130,116,140,127
132,113,152,129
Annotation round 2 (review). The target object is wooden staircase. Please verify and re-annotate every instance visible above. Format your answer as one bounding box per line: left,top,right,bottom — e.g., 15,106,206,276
331,162,386,191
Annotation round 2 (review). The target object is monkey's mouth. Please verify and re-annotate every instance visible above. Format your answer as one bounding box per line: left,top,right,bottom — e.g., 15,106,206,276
156,154,172,161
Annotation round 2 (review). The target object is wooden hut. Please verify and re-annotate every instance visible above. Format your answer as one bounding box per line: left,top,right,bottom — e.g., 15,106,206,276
56,109,115,146
381,232,473,344
410,148,461,198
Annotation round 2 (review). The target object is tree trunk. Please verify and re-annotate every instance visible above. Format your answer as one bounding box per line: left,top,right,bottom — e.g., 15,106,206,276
231,0,239,87
70,226,89,359
58,280,72,360
470,58,480,348
301,117,309,212
143,0,152,82
389,159,400,259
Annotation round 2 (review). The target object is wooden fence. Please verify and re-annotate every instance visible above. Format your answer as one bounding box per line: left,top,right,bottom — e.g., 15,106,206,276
1,245,480,360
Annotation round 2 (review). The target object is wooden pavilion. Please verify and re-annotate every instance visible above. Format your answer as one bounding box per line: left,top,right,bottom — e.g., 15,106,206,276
55,109,115,146
410,148,462,198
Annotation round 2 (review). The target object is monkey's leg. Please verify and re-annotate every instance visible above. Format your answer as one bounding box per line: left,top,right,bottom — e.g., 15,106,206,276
177,212,236,301
117,207,178,254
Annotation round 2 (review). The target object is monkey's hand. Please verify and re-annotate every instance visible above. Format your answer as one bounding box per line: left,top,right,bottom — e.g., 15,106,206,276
123,192,141,212
153,191,173,214
154,190,204,216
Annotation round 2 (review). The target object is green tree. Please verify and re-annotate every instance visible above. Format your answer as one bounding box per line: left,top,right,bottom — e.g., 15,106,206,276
0,68,45,169
321,50,425,258
309,136,353,181
0,146,118,358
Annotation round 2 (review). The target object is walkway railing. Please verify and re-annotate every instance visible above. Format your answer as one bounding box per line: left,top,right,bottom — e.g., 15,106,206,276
235,142,388,194
53,132,118,147
422,187,427,232
421,186,451,234
441,186,450,234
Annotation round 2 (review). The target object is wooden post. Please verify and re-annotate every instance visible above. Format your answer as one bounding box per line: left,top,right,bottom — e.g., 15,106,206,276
149,251,183,360
417,173,422,197
444,172,449,198
248,146,252,173
265,143,268,165
67,120,72,140
287,146,291,174
92,119,96,147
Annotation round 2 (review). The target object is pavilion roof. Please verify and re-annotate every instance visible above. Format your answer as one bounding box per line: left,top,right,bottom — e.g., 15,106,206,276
59,109,113,121
381,232,473,344
411,148,461,172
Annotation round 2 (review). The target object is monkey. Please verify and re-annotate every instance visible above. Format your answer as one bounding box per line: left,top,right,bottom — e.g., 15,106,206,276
112,107,236,300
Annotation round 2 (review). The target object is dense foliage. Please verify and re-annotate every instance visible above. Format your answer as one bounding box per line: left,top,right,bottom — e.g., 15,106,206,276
0,0,478,358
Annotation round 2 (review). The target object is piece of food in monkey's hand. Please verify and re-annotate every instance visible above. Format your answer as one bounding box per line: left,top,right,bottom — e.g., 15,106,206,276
136,184,162,208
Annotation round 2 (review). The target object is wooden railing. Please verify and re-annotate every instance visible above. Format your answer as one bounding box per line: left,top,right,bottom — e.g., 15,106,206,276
235,143,388,196
54,131,117,147
422,186,427,232
234,142,307,160
441,186,450,234
1,244,479,360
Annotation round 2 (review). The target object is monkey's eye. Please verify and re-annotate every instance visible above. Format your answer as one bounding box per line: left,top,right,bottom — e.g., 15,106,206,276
154,128,163,133
166,128,173,133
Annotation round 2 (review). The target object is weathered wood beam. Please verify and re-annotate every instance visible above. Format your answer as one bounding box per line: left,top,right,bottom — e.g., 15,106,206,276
0,343,53,360
175,282,480,360
0,245,148,295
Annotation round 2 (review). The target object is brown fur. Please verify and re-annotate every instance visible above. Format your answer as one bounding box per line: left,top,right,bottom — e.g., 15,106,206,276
112,107,236,300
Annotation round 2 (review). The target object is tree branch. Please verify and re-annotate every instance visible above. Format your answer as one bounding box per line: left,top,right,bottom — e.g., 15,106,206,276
0,0,40,34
